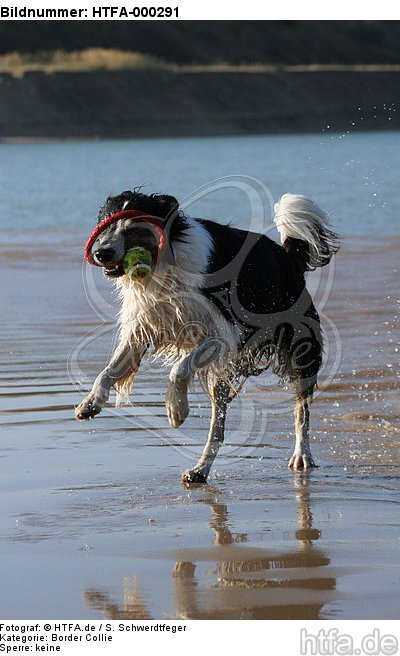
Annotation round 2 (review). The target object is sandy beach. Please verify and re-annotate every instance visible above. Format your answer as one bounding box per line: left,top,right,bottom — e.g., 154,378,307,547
0,231,399,620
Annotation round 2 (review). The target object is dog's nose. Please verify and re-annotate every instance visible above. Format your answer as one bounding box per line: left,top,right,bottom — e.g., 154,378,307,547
94,246,115,264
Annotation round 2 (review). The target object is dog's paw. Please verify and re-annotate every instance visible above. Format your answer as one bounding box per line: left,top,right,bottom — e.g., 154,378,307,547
165,384,189,428
288,451,316,470
181,468,208,486
75,397,102,420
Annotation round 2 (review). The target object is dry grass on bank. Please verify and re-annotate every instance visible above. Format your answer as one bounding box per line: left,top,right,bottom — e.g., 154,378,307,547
0,48,170,77
2,49,400,78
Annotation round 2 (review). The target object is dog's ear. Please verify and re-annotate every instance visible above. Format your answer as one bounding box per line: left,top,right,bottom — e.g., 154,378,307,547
152,194,180,218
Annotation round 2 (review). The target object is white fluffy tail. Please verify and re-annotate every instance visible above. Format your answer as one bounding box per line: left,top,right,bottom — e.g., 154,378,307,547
273,193,339,270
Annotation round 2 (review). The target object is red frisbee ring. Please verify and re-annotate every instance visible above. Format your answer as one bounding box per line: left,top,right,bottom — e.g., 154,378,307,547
84,209,167,266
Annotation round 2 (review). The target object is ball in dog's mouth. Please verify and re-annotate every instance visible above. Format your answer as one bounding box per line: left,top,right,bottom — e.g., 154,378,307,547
102,247,156,281
123,247,155,283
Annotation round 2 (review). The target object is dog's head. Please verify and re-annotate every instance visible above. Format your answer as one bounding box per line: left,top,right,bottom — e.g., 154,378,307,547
90,190,186,278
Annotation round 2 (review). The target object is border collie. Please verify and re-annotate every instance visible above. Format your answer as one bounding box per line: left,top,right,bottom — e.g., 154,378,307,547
76,190,339,484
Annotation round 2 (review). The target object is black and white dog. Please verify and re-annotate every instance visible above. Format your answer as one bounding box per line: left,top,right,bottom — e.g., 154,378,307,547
76,190,339,483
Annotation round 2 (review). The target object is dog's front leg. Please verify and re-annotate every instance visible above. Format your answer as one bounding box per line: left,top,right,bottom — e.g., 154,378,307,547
182,380,230,485
166,338,229,428
75,343,145,420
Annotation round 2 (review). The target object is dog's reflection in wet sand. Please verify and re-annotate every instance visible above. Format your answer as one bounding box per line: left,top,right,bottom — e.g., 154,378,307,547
85,578,151,621
85,475,335,620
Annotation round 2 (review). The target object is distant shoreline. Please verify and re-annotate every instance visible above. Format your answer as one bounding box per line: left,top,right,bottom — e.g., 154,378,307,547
1,67,399,139
1,125,398,145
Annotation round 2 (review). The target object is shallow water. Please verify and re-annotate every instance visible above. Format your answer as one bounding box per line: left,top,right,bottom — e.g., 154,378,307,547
0,133,399,619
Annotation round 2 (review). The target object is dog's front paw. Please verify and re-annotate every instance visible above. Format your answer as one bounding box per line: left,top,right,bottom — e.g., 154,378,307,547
75,397,103,421
165,383,189,428
181,468,208,486
289,451,316,470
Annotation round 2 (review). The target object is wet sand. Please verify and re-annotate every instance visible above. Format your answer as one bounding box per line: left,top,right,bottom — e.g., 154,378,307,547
0,235,399,619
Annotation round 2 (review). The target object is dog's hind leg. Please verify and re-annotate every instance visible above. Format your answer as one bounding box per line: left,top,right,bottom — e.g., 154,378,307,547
182,380,230,485
75,343,146,420
289,385,316,470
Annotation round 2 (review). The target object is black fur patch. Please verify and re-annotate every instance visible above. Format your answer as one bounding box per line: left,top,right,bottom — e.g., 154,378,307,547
199,219,323,390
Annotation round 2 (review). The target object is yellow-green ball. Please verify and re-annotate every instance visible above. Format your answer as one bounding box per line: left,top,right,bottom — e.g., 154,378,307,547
123,247,153,281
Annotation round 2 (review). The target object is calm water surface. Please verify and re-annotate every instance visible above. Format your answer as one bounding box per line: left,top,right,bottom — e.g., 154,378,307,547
0,132,399,619
1,130,400,238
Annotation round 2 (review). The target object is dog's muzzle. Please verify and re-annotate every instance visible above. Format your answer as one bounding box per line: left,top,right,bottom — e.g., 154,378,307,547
84,210,167,276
